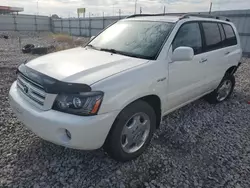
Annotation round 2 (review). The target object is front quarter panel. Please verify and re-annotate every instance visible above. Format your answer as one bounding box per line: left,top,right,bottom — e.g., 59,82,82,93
91,60,168,115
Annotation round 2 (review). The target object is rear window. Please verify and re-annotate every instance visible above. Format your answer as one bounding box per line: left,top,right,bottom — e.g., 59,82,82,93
202,22,222,51
223,24,237,46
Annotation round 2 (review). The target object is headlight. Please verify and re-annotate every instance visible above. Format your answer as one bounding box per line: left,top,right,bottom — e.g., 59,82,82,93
52,91,104,116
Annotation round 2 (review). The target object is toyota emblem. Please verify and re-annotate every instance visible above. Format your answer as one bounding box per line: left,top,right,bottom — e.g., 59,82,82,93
23,85,29,93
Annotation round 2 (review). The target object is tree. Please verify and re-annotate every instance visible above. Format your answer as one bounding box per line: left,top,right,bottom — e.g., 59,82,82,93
51,14,60,19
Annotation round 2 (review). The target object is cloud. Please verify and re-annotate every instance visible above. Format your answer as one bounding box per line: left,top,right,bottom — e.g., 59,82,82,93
2,0,250,17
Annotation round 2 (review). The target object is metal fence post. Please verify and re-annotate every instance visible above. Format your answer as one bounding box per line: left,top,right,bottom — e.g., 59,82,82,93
18,37,22,50
69,19,71,35
79,18,82,36
13,14,17,31
34,15,38,31
50,17,53,32
61,19,63,33
102,13,105,29
89,17,91,37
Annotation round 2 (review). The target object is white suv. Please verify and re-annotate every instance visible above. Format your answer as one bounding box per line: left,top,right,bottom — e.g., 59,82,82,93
9,14,242,161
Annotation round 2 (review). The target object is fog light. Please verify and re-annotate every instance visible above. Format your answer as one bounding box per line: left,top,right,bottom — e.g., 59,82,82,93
65,129,71,140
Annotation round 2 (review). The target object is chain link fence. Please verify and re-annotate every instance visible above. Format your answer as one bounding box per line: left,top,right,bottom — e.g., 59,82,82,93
0,9,249,57
0,14,51,31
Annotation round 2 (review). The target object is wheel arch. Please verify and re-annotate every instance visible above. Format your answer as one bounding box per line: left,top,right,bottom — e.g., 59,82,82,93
226,66,237,75
113,94,162,130
104,94,162,152
140,95,162,129
225,62,241,75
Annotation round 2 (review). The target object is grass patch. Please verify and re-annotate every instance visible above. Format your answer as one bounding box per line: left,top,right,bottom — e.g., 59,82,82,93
52,33,74,44
54,45,71,52
47,33,90,52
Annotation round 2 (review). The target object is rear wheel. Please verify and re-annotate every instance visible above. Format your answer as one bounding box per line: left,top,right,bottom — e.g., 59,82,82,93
205,73,235,104
104,100,156,162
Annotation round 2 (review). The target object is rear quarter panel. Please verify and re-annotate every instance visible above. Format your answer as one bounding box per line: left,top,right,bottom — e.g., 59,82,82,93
228,23,243,68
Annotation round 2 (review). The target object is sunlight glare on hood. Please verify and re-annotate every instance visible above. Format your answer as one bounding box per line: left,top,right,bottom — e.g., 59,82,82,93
57,64,84,77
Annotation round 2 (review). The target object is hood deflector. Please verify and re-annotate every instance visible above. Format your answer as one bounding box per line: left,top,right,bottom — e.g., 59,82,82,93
17,64,92,94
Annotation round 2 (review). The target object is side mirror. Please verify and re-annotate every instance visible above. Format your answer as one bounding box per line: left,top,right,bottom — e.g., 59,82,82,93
172,47,194,62
90,36,95,41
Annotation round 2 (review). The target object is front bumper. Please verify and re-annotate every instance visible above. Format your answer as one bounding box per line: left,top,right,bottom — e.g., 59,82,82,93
9,82,119,150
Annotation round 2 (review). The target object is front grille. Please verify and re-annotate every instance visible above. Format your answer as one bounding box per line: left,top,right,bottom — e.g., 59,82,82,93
16,74,46,106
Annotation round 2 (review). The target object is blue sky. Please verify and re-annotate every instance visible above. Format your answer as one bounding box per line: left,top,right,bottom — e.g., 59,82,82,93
2,0,250,17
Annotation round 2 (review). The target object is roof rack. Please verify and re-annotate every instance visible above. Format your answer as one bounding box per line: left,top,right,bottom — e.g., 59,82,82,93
125,13,230,22
126,13,185,19
180,13,230,21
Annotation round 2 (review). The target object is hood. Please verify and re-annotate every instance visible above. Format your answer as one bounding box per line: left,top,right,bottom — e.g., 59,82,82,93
26,47,147,85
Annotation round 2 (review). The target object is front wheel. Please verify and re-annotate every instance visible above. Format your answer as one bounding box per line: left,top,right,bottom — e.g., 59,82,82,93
205,73,235,104
104,100,156,162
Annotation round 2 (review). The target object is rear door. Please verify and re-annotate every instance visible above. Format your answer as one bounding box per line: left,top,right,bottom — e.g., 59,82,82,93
222,23,242,68
200,22,226,90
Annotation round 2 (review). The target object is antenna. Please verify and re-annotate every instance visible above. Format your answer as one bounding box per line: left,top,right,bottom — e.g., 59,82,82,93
209,2,213,14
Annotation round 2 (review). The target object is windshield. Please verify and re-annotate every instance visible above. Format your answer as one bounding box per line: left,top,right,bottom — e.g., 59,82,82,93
88,20,174,60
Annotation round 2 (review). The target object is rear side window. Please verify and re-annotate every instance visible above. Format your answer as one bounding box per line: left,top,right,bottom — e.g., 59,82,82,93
172,22,202,55
202,22,222,51
223,24,237,46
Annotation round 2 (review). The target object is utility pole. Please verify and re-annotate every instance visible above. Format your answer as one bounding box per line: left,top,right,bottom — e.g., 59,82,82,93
209,2,213,14
163,6,166,14
140,7,142,14
37,0,39,15
134,0,138,14
119,9,121,18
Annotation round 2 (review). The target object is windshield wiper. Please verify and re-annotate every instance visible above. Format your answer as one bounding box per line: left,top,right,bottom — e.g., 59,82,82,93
100,48,152,60
100,48,118,54
86,44,99,50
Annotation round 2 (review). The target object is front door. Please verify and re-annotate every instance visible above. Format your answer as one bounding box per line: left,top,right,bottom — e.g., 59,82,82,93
166,22,208,111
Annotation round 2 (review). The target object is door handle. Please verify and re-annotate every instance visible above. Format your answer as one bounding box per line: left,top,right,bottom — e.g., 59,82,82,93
225,51,230,55
199,59,207,63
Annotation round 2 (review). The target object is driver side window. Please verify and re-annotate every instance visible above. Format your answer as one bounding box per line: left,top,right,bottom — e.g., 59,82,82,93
172,22,202,55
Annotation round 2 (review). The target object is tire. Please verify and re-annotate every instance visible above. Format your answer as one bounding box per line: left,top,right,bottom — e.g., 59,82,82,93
104,100,156,162
205,73,235,104
31,47,49,55
3,35,9,39
22,44,35,53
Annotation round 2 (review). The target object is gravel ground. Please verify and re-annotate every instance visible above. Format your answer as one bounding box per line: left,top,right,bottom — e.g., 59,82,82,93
0,32,250,188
